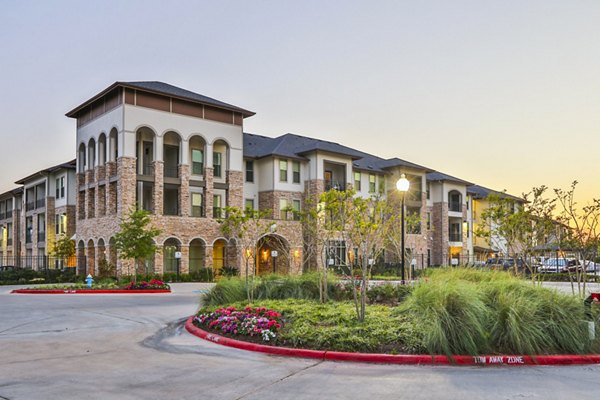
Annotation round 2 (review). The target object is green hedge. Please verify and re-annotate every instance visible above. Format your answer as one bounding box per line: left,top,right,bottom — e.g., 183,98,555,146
0,268,84,285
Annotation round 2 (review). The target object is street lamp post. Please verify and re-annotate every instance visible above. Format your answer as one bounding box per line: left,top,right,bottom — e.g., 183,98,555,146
396,174,410,284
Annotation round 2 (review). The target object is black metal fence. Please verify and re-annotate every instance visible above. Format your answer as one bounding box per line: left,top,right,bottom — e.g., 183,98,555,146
0,256,87,273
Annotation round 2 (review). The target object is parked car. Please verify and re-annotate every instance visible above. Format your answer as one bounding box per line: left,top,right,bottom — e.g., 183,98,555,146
484,258,527,271
0,265,15,272
537,258,580,273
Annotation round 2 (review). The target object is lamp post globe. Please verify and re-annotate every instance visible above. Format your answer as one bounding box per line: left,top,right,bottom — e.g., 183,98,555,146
396,174,410,284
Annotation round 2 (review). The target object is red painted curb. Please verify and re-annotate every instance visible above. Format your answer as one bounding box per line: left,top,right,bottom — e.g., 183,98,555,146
11,289,171,294
185,316,600,366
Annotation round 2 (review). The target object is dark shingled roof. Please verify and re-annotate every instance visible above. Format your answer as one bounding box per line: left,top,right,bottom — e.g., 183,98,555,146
426,171,474,186
243,132,433,174
66,81,255,117
467,184,524,202
15,160,76,185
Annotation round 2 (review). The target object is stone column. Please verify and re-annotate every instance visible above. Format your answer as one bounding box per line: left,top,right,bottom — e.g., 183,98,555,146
180,245,189,274
153,161,164,215
117,157,137,217
179,164,190,217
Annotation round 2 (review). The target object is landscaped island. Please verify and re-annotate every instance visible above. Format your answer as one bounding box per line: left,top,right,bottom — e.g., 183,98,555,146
12,279,171,294
192,269,600,357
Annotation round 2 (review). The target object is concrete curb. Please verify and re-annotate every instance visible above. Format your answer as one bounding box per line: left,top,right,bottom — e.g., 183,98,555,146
11,289,171,294
185,316,600,366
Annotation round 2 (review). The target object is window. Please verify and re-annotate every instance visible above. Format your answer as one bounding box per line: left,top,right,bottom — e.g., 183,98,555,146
245,199,254,212
213,152,222,178
279,199,288,220
6,223,12,246
26,217,33,243
369,174,376,193
55,213,67,235
55,177,65,199
354,172,361,191
191,193,204,217
407,207,421,234
379,176,386,193
213,195,222,218
245,160,254,182
279,160,288,182
326,240,347,267
426,212,431,230
37,214,46,242
426,182,430,200
292,199,301,221
292,161,300,183
192,149,204,175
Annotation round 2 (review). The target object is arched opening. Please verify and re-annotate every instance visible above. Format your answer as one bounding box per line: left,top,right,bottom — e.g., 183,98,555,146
136,127,156,175
212,139,229,181
86,239,95,275
77,240,85,275
189,238,206,273
448,190,462,212
163,131,181,178
78,143,86,173
98,133,107,166
189,135,206,176
108,128,118,162
257,234,290,275
212,238,227,274
163,238,181,274
87,138,96,170
227,238,240,275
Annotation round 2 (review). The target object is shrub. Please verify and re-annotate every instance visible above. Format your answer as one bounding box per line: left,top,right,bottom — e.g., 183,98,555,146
201,273,340,306
400,268,593,356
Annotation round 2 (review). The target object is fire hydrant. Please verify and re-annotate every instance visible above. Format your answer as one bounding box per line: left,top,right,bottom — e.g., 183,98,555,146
85,274,94,288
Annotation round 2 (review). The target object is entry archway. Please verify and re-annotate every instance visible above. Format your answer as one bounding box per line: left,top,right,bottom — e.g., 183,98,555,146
256,234,290,275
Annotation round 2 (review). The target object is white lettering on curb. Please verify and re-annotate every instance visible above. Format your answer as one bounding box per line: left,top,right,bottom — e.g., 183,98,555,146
472,356,525,365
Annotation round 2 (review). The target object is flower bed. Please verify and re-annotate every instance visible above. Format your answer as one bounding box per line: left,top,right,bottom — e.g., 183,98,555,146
12,279,171,294
124,279,170,290
194,306,283,343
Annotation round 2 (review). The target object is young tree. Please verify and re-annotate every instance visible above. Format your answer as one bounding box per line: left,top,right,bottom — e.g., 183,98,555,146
114,208,161,282
321,188,388,322
554,181,600,297
475,186,558,283
51,234,76,259
386,190,423,279
220,206,274,304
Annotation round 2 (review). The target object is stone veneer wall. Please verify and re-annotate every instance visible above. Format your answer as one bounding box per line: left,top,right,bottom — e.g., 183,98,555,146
431,202,448,265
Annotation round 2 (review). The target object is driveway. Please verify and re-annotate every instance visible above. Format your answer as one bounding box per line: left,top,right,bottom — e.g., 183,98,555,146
1,283,599,400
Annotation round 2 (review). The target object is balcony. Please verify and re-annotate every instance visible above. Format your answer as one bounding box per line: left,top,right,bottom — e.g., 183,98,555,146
449,201,462,212
141,163,154,176
36,199,45,209
38,232,46,242
25,202,35,211
325,181,346,191
7,238,12,246
449,233,462,242
0,213,4,220
164,166,179,178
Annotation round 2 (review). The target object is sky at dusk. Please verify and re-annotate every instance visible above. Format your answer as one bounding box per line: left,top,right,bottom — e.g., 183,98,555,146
1,0,599,204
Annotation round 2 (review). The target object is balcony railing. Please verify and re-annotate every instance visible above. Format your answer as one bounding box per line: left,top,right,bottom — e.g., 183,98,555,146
164,166,179,178
7,238,12,246
140,163,154,176
26,202,35,211
6,210,12,219
449,201,462,212
38,232,46,242
36,199,46,209
0,213,5,220
449,233,462,242
325,181,346,191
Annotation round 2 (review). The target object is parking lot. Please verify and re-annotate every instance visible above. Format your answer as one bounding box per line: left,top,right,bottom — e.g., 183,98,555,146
1,283,600,399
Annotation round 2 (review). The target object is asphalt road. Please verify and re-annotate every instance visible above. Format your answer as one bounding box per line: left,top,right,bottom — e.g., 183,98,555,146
1,283,600,400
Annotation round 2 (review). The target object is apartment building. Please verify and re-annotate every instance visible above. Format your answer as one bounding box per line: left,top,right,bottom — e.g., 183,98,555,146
0,160,77,268
468,184,525,258
1,80,528,275
0,188,22,265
